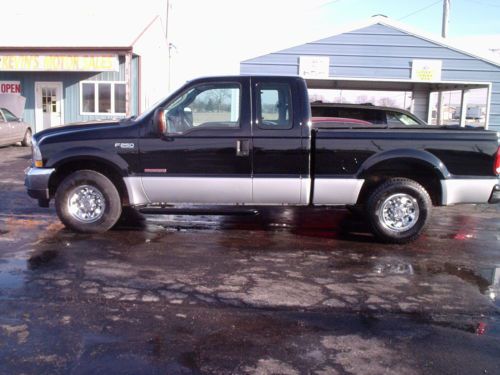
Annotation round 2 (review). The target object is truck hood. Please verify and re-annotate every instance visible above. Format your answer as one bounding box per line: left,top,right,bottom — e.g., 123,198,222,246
34,120,121,142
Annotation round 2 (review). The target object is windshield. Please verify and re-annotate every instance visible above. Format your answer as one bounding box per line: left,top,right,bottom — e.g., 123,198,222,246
386,111,423,126
133,97,168,122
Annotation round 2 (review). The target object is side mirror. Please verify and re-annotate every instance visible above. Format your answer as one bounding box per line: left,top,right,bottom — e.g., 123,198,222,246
153,108,167,135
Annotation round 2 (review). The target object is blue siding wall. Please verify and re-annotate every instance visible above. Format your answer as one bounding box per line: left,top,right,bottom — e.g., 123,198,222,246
0,55,140,128
241,24,500,131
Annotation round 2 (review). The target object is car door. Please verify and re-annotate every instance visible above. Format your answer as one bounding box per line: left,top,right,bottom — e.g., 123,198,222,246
251,77,309,204
2,108,24,140
139,77,253,204
0,110,10,146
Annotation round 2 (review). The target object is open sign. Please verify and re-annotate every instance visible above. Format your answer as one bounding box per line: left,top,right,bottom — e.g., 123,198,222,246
0,81,21,95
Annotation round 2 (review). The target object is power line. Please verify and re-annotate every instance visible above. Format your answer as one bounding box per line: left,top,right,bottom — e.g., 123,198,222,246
464,0,500,8
398,0,442,20
316,0,343,9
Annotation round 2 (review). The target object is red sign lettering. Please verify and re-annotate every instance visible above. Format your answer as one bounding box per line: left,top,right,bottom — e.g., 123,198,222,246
0,82,21,94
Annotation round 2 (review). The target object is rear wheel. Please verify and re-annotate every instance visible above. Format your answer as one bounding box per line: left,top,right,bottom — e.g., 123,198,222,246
366,178,431,244
21,128,32,147
55,170,122,233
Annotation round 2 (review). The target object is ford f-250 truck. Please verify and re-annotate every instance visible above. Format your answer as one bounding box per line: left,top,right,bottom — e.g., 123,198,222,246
25,76,500,243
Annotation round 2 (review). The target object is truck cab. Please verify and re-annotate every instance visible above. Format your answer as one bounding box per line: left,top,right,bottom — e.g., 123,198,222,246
134,76,311,206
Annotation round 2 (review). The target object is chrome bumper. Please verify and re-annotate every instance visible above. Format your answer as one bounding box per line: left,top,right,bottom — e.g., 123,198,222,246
24,167,55,201
441,178,500,205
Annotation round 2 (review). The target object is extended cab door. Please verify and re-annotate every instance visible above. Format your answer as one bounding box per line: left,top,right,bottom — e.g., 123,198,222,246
139,77,253,204
251,77,309,204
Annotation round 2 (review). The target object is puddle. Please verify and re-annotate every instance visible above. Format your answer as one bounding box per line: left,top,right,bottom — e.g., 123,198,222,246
374,263,414,275
28,249,59,269
0,258,25,290
478,267,500,308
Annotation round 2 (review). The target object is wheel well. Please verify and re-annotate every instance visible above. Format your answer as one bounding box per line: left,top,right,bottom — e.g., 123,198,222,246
357,159,442,206
49,159,129,205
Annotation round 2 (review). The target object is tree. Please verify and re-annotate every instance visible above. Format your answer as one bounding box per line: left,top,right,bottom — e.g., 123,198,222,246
377,97,397,107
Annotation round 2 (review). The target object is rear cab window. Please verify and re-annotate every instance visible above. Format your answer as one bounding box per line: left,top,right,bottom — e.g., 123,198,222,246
257,83,292,130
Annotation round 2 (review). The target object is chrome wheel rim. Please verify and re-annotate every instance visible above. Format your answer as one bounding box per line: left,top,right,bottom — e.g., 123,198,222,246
67,185,106,223
378,193,419,232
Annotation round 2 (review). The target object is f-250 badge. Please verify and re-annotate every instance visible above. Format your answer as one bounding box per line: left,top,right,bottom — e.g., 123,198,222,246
114,143,135,149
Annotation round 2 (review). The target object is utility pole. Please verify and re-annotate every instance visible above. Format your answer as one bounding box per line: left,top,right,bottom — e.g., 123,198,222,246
166,0,172,92
442,0,450,38
165,0,170,41
437,0,450,125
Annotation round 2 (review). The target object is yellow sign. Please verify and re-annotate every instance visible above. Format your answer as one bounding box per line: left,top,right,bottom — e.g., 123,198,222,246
0,55,119,72
411,59,442,81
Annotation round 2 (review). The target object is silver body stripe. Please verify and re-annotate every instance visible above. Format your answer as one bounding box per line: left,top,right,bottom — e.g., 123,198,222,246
441,179,499,205
141,177,253,204
253,178,303,205
124,176,363,206
313,178,365,205
123,177,149,205
300,177,311,205
124,176,499,207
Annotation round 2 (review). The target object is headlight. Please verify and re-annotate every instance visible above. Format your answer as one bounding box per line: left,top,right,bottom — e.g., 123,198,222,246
32,138,43,167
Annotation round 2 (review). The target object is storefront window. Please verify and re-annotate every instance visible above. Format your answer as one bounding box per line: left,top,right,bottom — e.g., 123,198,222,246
114,84,126,114
80,81,126,115
82,83,95,113
98,83,111,113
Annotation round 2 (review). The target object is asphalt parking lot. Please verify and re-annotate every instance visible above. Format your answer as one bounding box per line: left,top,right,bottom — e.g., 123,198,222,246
0,145,499,374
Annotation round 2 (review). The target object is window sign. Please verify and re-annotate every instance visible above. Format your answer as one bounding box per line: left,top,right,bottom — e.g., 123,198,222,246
299,56,329,79
411,60,442,81
0,81,21,95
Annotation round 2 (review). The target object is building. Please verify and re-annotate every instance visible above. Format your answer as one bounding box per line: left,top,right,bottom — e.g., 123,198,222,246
240,16,500,131
0,15,169,133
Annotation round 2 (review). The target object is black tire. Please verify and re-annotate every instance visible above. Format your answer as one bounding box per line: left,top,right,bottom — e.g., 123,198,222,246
21,128,32,147
366,178,432,244
346,204,364,219
114,206,146,229
55,170,122,233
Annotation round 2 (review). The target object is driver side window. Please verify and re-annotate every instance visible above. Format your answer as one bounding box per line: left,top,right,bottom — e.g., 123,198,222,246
164,83,241,134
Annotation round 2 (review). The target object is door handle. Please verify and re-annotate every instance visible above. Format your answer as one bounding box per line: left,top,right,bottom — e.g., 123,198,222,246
236,139,250,157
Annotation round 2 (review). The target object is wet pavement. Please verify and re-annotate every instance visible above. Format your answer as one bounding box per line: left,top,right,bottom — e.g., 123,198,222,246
0,145,499,374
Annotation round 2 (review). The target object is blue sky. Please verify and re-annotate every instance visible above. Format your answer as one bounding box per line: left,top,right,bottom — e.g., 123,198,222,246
315,0,500,36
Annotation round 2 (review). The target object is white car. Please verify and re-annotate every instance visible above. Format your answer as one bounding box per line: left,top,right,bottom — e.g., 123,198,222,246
0,108,31,147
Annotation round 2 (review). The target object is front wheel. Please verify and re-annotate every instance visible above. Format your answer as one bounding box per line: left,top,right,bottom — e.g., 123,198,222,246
55,170,122,233
366,178,432,244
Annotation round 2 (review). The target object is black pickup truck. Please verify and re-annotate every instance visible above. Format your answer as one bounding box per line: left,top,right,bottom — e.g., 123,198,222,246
25,76,500,243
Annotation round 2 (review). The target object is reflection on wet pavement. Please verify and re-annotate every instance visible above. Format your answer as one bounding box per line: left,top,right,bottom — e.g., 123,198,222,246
0,146,499,374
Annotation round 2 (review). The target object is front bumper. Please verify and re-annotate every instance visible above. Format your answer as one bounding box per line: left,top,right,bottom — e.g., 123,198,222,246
24,167,55,201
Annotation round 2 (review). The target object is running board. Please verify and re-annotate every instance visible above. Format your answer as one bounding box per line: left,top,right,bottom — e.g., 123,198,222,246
138,207,259,216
